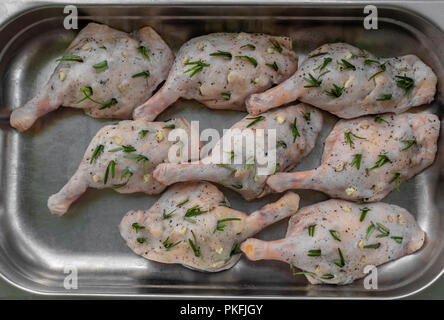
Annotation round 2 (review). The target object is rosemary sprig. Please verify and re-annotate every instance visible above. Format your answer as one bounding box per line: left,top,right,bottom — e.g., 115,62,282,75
139,129,149,138
221,92,231,100
395,75,414,96
329,230,341,241
137,237,146,244
184,60,210,77
369,62,386,80
376,94,392,101
235,55,257,67
390,172,401,192
120,167,133,180
163,237,182,250
364,243,381,249
333,248,345,268
132,70,150,86
56,54,83,62
359,207,370,222
366,223,375,240
401,139,416,151
308,225,316,237
314,57,332,72
109,145,136,153
266,61,279,71
301,111,311,121
209,50,232,60
92,60,108,73
184,205,208,223
177,199,189,207
99,98,118,110
231,184,243,189
132,222,145,233
246,115,265,128
344,131,366,147
375,116,389,124
325,84,344,98
369,154,391,170
104,160,116,184
351,48,368,58
269,39,283,53
240,44,256,50
163,124,176,129
337,59,356,71
137,46,150,60
308,249,321,257
351,153,362,170
90,144,104,164
376,222,390,238
188,230,201,257
364,59,380,65
215,218,241,232
290,117,300,142
308,52,327,58
303,73,322,88
162,209,176,219
391,236,403,244
321,274,335,280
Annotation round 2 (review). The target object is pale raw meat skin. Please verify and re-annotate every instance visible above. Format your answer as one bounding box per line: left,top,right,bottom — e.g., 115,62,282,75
153,104,322,200
267,113,440,202
48,118,192,216
10,23,174,132
241,199,424,285
119,182,300,272
133,32,298,121
246,43,437,117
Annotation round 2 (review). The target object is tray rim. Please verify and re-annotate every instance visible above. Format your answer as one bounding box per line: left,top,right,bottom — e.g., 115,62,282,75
0,0,443,299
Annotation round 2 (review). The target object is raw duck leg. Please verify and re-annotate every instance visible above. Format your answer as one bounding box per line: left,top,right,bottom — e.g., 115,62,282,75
133,32,298,121
241,199,424,285
267,112,439,202
120,181,300,272
10,23,173,131
246,43,437,117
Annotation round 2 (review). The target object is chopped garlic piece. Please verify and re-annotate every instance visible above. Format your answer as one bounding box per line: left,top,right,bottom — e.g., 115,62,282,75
345,52,353,59
374,74,385,85
143,174,152,183
93,174,100,182
344,78,353,88
360,121,370,129
267,47,275,54
215,247,224,255
253,77,260,84
155,130,164,142
227,71,236,83
113,136,122,145
58,71,66,81
179,225,187,235
276,114,286,124
121,50,128,58
237,34,245,40
397,214,403,225
117,84,124,93
183,57,189,65
315,265,320,273
388,215,394,223
358,240,364,250
345,187,357,196
399,67,409,72
212,260,224,267
234,170,243,178
82,45,91,51
197,42,205,50
334,163,345,172
342,206,352,213
360,255,367,262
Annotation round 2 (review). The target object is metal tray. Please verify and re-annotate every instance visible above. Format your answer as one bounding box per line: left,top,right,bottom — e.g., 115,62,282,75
0,1,443,299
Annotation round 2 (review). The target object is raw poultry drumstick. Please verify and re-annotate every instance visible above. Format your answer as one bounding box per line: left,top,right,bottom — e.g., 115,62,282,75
267,112,440,202
120,181,300,272
247,43,437,118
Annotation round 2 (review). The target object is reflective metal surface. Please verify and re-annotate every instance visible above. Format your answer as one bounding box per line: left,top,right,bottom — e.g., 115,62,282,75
0,1,443,298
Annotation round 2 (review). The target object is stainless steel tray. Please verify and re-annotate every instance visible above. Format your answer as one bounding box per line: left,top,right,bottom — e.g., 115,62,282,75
0,0,443,299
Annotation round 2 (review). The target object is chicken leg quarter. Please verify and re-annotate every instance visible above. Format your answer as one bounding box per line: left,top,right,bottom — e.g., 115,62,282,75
120,182,300,272
48,118,192,215
153,103,322,200
10,23,173,132
241,199,425,285
133,32,298,121
246,43,437,117
267,112,440,202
